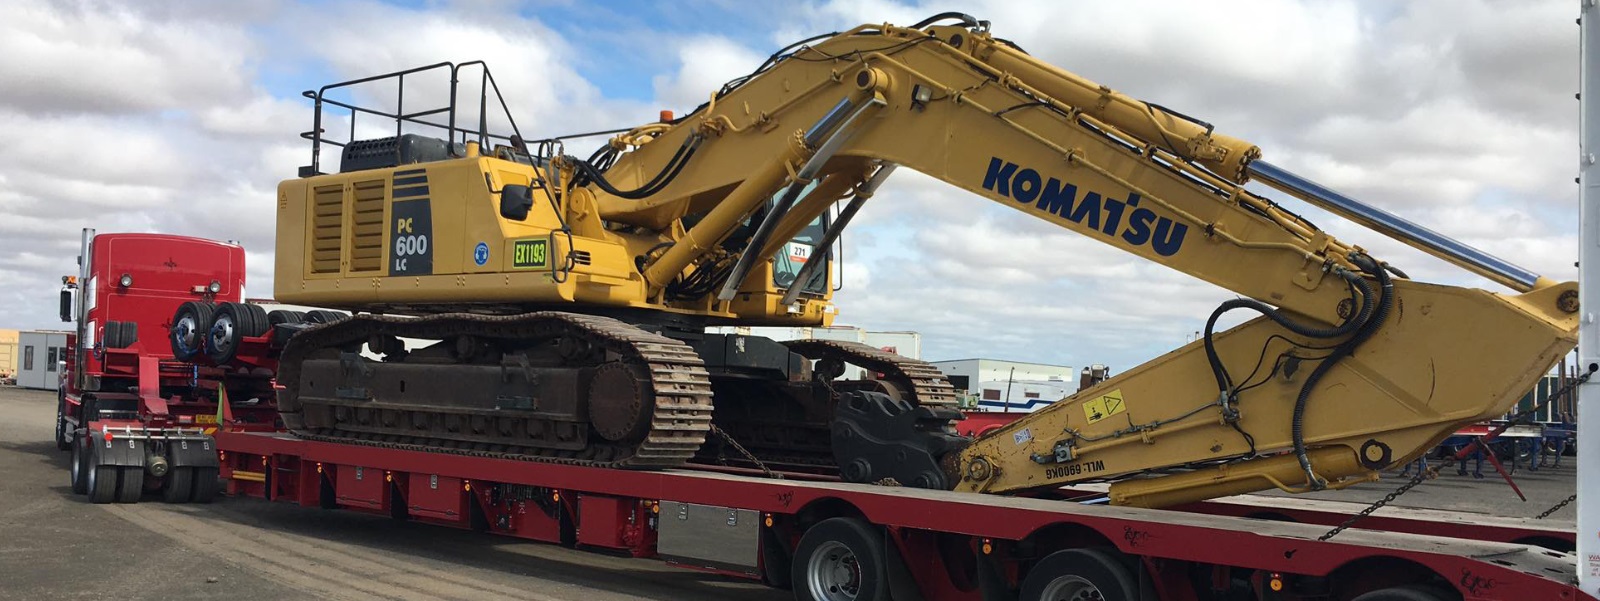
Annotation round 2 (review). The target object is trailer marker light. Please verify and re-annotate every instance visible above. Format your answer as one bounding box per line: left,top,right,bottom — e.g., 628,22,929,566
463,481,472,492
103,431,113,443
552,492,560,502
652,504,660,514
1269,573,1284,592
385,471,393,483
262,456,269,466
316,462,323,474
764,515,773,527
981,539,993,555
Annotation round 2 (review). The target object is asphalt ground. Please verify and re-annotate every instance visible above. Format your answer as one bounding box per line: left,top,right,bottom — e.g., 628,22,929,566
0,385,1577,599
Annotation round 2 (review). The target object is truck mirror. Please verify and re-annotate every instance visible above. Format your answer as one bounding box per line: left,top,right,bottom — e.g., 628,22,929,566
499,184,533,221
59,289,73,323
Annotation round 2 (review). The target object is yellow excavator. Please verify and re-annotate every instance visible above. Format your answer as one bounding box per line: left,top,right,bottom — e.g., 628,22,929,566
274,13,1576,508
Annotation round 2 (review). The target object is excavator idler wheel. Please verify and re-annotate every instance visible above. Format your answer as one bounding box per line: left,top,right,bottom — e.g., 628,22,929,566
588,362,655,443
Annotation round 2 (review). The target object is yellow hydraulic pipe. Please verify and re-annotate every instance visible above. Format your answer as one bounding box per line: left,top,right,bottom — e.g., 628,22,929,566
643,130,811,291
975,38,1260,183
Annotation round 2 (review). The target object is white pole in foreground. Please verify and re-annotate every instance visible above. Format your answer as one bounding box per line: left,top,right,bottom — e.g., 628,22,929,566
1578,0,1600,593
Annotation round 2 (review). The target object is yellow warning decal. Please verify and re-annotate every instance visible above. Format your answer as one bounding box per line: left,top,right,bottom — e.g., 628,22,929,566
1082,389,1126,424
196,414,218,424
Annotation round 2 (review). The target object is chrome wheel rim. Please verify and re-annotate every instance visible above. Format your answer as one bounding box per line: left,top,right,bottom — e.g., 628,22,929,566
1040,575,1103,601
208,314,235,354
806,541,862,600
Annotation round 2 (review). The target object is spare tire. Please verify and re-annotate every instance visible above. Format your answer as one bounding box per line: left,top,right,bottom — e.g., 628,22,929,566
169,302,215,361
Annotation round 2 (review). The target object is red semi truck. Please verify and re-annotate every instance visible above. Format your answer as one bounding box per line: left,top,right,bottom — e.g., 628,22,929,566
55,229,289,504
48,227,1589,601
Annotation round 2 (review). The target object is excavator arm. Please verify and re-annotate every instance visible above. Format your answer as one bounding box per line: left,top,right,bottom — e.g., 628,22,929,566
546,14,1577,507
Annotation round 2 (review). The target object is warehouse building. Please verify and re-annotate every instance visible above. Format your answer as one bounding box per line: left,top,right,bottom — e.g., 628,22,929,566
930,358,1090,412
18,330,71,390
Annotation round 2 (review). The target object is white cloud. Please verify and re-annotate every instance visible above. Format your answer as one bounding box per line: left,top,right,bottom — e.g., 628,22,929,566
0,0,1582,379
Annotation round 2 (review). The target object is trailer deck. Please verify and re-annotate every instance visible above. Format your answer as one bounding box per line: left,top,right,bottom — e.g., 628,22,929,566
215,430,1589,601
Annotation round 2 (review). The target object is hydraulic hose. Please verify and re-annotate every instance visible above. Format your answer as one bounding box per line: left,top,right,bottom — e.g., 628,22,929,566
1202,266,1374,393
1291,253,1392,487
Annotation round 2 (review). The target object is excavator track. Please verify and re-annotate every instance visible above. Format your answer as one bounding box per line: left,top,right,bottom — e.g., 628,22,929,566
277,312,714,469
782,339,960,407
692,338,962,473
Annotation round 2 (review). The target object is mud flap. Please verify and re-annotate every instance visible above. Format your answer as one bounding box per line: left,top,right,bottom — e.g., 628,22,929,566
166,436,220,468
94,435,146,467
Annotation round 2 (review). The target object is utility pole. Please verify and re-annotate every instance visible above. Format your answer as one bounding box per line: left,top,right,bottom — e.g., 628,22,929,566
1577,0,1600,593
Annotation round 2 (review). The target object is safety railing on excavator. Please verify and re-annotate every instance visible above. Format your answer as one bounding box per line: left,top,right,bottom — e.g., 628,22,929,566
297,61,526,177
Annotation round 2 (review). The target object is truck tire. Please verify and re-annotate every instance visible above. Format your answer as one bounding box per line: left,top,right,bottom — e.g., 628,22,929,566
304,309,348,325
116,467,144,504
268,310,305,325
55,391,71,451
85,446,118,504
1018,548,1139,601
171,302,216,361
792,517,889,601
70,435,89,494
190,467,221,503
206,302,268,364
162,466,195,503
1351,585,1455,601
103,321,124,349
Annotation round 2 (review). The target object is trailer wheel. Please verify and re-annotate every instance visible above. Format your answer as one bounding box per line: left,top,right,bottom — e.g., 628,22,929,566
793,517,889,601
115,467,144,504
207,302,269,364
268,310,305,325
190,467,221,503
85,447,118,504
55,390,71,451
162,466,195,503
1018,548,1138,601
70,435,89,494
1350,585,1455,601
304,309,348,325
171,302,216,361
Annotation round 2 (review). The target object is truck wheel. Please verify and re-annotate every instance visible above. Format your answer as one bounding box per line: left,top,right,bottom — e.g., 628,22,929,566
190,467,221,503
268,310,305,325
85,447,118,504
207,302,266,364
1351,585,1455,601
115,467,144,504
171,302,216,361
162,466,195,503
55,391,71,451
304,309,348,325
1018,548,1138,601
792,517,889,601
70,435,89,494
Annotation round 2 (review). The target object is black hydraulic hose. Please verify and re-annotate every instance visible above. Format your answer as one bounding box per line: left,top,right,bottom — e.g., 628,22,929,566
1291,254,1392,487
577,135,700,199
1202,266,1373,393
908,12,982,29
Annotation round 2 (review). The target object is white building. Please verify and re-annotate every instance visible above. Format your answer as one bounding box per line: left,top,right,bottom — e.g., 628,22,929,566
18,330,71,390
930,358,1080,412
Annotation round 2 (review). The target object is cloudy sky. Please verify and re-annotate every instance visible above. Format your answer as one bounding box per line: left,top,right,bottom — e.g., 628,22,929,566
0,0,1582,373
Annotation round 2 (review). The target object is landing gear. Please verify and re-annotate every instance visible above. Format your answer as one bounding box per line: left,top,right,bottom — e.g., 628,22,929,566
793,518,889,601
1019,548,1139,601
